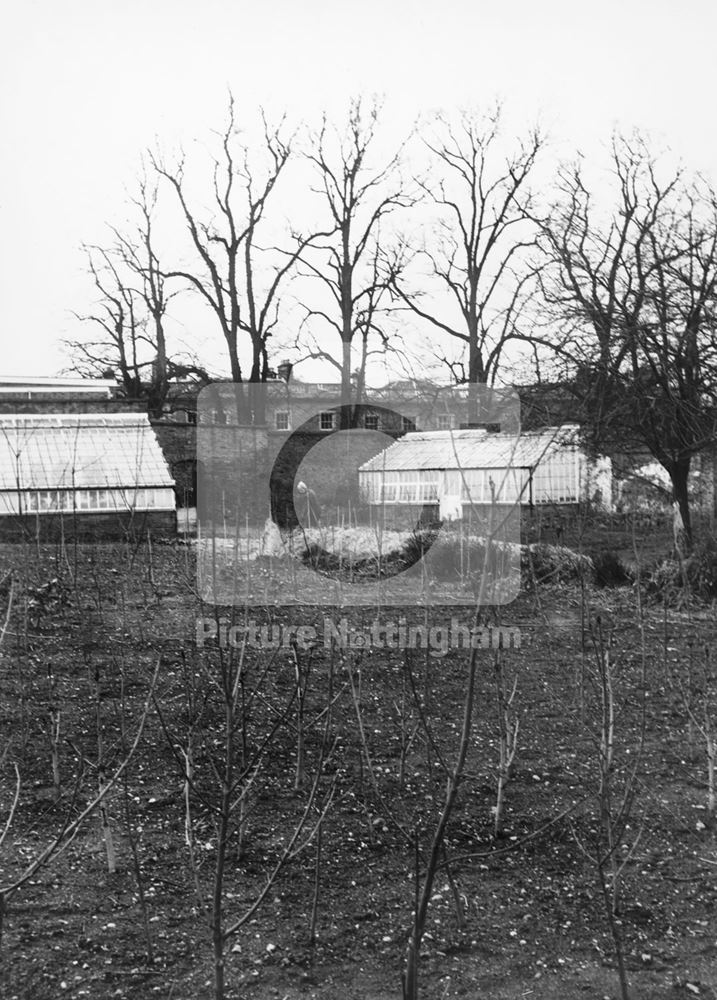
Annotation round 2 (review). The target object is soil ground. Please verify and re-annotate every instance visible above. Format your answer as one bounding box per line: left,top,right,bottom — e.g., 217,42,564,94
0,525,716,1000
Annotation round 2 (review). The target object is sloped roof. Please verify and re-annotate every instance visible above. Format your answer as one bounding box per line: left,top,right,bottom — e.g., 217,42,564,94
359,427,580,474
0,376,115,395
0,414,174,492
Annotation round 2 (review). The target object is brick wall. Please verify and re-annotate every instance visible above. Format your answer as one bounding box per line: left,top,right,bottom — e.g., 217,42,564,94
363,503,528,532
151,421,197,464
361,503,440,530
197,426,269,526
151,422,197,506
196,425,397,528
269,429,396,526
0,509,176,542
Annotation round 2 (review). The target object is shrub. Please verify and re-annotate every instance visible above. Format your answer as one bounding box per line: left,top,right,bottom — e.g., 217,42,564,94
643,534,717,603
644,559,683,603
523,543,595,585
589,549,633,588
685,535,717,599
399,527,442,570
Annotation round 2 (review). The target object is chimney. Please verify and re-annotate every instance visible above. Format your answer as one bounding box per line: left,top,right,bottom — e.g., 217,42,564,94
277,359,293,383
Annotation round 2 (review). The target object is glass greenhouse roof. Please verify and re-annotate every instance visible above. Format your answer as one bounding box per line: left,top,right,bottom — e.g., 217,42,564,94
359,427,580,474
0,414,174,493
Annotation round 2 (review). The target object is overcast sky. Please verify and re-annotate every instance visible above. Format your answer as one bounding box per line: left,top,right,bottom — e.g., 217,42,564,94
2,0,715,378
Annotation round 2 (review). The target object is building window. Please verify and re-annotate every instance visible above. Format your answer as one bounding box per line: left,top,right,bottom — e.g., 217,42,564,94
275,411,290,430
364,414,380,431
461,468,528,504
437,414,454,430
319,411,334,431
402,416,417,432
371,470,439,505
173,408,196,424
18,487,175,515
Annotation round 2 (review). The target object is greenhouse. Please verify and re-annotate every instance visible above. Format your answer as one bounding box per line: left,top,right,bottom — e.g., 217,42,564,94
359,426,610,520
0,413,176,537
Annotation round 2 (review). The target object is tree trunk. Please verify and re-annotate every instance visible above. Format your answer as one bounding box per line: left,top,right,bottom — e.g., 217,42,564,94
598,861,631,1000
148,313,169,420
212,699,233,1000
467,315,480,425
340,338,353,429
466,315,487,427
670,459,693,551
248,342,267,425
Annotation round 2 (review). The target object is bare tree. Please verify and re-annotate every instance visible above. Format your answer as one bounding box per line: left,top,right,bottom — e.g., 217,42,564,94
300,98,411,425
69,243,147,398
539,134,717,544
0,659,160,950
109,174,174,417
492,647,520,837
569,619,646,1000
152,96,317,422
402,631,480,1000
391,106,544,422
155,628,337,1000
69,178,207,416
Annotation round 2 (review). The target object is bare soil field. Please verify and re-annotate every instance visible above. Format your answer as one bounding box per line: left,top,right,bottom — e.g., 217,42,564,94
0,530,716,1000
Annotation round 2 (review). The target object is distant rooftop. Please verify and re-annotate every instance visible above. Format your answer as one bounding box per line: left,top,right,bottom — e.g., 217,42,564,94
0,376,117,396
